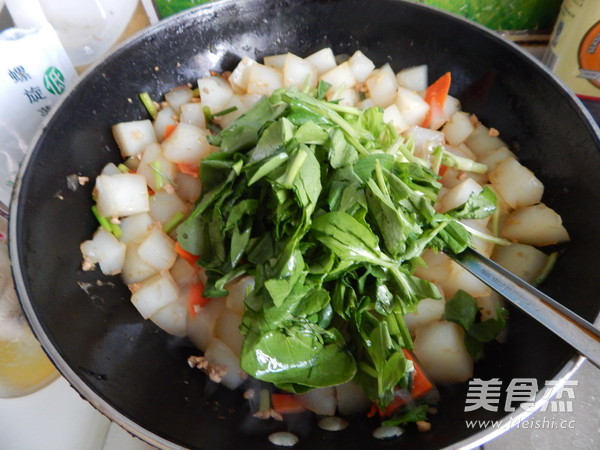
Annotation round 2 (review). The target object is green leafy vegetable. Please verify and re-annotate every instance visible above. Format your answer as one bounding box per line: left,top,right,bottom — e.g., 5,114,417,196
177,86,501,408
444,290,507,359
382,403,430,426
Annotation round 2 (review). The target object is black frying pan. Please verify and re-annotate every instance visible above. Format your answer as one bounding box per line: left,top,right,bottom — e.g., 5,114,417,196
9,0,600,448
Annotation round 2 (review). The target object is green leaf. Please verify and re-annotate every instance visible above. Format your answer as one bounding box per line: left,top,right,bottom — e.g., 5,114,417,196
290,146,322,215
240,324,356,390
315,80,331,99
365,177,418,258
247,152,289,185
176,85,501,407
293,288,331,317
440,147,488,174
328,129,358,169
224,199,259,230
246,120,286,164
443,289,479,331
230,225,251,267
215,96,286,152
383,403,430,426
353,153,395,182
446,186,497,220
432,219,471,254
444,290,507,359
264,249,305,307
469,308,507,342
311,211,393,268
294,121,329,144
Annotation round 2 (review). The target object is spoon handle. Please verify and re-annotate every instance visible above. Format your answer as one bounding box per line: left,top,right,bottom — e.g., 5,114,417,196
450,248,600,369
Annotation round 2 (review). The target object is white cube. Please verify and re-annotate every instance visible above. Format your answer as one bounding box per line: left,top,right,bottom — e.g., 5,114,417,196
137,227,177,271
131,273,179,319
95,173,150,218
162,122,213,165
112,119,157,157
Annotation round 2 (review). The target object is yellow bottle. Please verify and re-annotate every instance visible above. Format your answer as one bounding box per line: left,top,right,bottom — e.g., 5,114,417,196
543,0,600,100
0,332,58,398
0,238,57,398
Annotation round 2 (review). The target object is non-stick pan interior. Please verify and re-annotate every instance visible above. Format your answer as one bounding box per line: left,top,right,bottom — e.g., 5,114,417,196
10,0,600,448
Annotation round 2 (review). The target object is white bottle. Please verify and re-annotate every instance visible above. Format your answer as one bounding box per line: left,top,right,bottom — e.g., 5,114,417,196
7,0,139,68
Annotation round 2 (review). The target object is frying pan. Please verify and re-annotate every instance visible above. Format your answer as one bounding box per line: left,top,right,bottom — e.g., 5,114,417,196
9,0,600,448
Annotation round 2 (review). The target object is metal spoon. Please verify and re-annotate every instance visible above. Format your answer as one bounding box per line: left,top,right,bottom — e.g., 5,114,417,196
449,248,600,369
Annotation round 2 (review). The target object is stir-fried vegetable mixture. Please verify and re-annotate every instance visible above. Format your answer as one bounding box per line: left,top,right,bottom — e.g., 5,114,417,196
80,48,570,434
177,87,500,408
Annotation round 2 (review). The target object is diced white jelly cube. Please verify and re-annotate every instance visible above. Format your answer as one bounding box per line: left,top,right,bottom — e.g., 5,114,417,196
80,227,126,275
197,76,234,113
479,146,517,172
162,122,213,165
489,158,544,209
405,126,445,158
100,162,121,176
443,111,475,146
295,387,337,416
357,97,375,110
149,191,187,225
174,172,202,203
460,218,494,257
112,119,157,157
225,276,255,316
283,53,318,89
403,298,445,335
180,102,206,129
366,66,398,107
119,212,153,244
204,338,245,390
395,87,430,126
447,261,491,298
215,95,248,130
383,104,409,133
413,248,453,292
241,93,263,109
246,63,283,96
131,273,179,319
153,105,178,141
396,64,428,92
263,53,287,70
305,48,337,75
150,292,188,337
476,292,506,322
229,56,257,93
326,86,359,107
320,61,356,95
348,50,375,83
442,95,461,121
165,86,194,112
170,257,197,287
414,321,473,383
95,173,150,218
122,242,158,285
137,227,177,271
464,124,506,159
492,243,550,283
214,309,244,356
137,143,177,192
501,203,570,246
187,299,225,352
